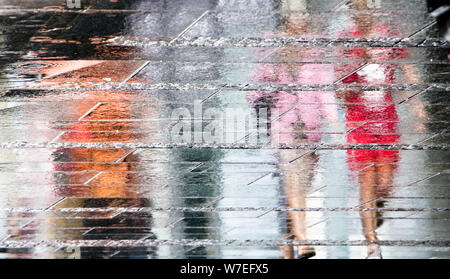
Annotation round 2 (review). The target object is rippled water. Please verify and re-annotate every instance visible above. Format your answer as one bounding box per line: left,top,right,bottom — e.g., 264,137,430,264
0,0,448,259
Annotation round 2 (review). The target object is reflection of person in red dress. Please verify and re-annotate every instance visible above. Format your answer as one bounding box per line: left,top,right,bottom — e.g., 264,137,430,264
334,0,421,258
341,51,419,259
342,81,399,259
247,0,423,259
344,62,400,171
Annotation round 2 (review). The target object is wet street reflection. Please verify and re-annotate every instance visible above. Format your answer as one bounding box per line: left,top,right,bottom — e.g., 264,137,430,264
0,0,449,258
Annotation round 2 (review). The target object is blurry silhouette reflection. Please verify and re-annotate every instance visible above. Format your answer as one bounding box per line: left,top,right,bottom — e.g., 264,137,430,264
340,51,419,259
248,0,424,259
335,0,421,259
341,88,400,259
248,0,343,260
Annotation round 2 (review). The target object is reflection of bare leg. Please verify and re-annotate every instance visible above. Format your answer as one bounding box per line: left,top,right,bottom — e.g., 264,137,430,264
281,235,295,259
359,167,382,258
287,192,316,258
376,164,395,189
359,168,378,241
280,150,316,259
359,164,394,259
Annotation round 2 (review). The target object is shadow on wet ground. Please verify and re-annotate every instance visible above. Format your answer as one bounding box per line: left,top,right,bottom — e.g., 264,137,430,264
0,0,449,259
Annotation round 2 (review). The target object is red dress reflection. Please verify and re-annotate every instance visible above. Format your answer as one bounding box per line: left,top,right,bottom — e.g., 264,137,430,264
342,51,403,259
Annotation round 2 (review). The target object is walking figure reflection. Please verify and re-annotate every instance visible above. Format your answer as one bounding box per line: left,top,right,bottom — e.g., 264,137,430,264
247,0,346,259
339,57,419,259
337,0,421,259
249,0,422,259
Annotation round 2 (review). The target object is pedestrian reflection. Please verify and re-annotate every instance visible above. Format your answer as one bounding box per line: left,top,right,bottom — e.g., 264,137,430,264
340,59,420,258
338,0,421,256
249,0,425,259
341,88,400,259
247,88,338,259
248,1,340,259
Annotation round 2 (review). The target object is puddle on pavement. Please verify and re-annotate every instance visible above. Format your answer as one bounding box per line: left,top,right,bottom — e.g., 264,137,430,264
0,0,448,259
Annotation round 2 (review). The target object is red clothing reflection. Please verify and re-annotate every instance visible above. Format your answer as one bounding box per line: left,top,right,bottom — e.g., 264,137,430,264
344,90,400,170
341,47,407,259
342,62,401,171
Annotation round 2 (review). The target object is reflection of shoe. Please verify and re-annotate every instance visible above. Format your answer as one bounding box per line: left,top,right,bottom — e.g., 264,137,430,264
366,246,383,259
297,247,316,259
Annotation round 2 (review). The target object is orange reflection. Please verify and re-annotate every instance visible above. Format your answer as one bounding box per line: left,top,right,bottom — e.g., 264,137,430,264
15,51,156,257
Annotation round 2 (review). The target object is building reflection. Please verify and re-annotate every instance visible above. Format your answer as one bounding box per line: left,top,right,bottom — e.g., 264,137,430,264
51,114,157,259
10,0,227,259
31,67,159,258
1,0,158,258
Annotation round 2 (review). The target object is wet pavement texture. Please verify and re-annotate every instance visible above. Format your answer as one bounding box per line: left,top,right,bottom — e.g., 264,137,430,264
0,0,449,259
